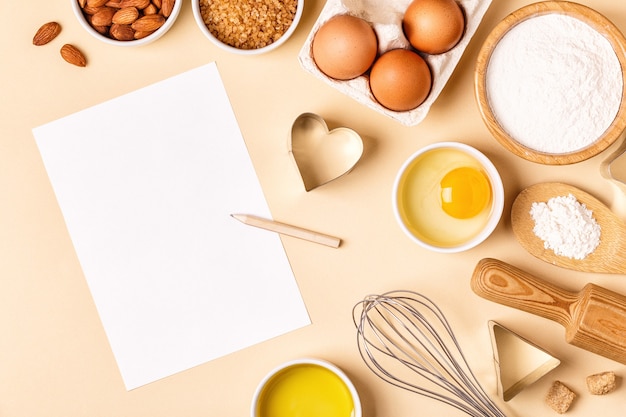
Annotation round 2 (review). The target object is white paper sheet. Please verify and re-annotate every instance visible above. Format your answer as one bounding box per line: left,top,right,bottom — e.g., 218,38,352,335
32,63,311,390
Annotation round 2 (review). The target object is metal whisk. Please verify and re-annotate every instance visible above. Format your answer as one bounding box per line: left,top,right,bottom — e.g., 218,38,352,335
353,290,507,417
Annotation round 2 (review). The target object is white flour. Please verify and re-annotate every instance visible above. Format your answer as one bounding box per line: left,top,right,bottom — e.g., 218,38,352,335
530,194,601,259
486,14,622,153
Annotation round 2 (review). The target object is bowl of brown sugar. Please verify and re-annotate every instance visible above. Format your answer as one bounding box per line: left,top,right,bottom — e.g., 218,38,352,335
192,0,303,54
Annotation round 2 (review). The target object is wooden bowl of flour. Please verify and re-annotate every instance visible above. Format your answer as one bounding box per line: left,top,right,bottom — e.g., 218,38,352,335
475,1,626,165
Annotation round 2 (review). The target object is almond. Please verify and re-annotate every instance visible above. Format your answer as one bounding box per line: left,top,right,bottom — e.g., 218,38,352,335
92,25,110,36
110,23,135,41
91,7,116,26
105,0,124,6
112,7,139,25
143,3,157,15
60,44,87,67
160,0,174,17
151,0,162,8
119,0,150,9
82,5,103,14
87,0,109,6
78,0,88,7
134,30,155,40
131,14,165,32
33,22,61,46
109,23,135,41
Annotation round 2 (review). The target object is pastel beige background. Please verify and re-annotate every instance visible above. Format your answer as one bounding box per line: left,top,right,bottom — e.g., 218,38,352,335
2,0,626,416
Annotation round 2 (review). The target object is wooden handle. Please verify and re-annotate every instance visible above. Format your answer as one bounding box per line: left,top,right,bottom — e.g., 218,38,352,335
471,258,577,329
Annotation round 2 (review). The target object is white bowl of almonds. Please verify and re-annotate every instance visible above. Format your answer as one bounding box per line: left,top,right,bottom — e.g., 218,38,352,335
72,0,182,46
192,0,303,55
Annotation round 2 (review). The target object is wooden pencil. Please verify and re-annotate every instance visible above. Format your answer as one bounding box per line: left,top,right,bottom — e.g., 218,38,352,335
231,214,341,248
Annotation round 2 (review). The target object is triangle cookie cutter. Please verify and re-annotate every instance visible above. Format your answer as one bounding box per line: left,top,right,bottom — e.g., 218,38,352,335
489,320,561,401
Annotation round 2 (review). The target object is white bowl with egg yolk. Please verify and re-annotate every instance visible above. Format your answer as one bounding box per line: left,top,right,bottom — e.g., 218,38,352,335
393,142,504,253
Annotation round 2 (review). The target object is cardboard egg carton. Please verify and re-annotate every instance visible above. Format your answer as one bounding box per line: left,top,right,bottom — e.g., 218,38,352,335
298,0,493,126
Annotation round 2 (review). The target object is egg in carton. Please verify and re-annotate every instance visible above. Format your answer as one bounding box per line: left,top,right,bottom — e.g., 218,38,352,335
298,0,493,126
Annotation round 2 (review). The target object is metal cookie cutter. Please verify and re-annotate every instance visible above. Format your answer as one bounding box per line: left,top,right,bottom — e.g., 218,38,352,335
288,113,363,192
489,321,560,401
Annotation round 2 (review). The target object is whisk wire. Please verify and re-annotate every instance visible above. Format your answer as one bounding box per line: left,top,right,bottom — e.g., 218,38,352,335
372,299,472,397
356,297,487,417
393,299,493,413
394,297,500,415
354,291,507,417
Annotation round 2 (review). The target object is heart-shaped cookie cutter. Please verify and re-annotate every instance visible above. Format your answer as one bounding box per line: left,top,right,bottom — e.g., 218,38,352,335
289,113,363,191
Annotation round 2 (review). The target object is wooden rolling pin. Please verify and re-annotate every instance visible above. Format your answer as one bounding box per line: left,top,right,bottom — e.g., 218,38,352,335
471,258,626,364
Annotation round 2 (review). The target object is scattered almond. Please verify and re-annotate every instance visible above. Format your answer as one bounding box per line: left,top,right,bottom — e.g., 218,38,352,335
112,7,139,24
131,14,165,32
77,0,174,41
60,44,87,67
33,21,62,46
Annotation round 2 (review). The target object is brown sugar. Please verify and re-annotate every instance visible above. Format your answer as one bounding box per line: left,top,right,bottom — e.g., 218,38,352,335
545,381,576,414
586,371,617,395
199,0,298,50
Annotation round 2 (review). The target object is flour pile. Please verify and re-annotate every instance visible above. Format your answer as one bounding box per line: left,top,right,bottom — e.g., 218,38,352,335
486,14,622,153
530,194,601,259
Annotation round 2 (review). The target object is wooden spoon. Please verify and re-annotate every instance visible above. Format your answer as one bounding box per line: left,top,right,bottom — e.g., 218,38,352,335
511,182,626,273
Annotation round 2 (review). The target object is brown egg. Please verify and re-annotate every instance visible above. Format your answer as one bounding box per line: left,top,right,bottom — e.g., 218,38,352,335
369,49,431,112
312,15,378,80
403,0,465,55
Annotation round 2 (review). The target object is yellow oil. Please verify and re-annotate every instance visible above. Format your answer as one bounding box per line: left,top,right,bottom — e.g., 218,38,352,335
396,147,493,247
256,364,355,417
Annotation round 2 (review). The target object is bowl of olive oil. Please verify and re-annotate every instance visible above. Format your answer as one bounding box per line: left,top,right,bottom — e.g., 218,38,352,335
393,142,504,252
251,358,361,417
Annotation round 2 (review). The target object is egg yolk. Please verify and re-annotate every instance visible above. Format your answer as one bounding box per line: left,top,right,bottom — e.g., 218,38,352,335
440,167,491,219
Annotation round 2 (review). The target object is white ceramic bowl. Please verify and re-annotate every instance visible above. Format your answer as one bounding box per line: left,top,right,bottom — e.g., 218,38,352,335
251,358,362,417
71,0,182,47
393,142,504,253
192,0,304,55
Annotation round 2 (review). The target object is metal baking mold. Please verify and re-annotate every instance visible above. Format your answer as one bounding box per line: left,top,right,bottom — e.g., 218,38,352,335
289,113,363,191
489,320,560,401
